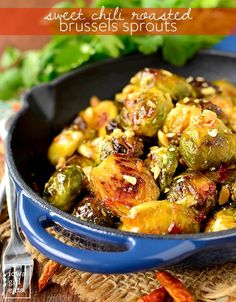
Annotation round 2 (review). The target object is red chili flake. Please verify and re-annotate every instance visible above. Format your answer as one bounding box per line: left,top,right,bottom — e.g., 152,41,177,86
168,224,182,234
217,164,229,183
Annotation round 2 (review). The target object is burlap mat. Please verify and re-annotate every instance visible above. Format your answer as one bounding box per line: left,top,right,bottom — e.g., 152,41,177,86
0,215,236,302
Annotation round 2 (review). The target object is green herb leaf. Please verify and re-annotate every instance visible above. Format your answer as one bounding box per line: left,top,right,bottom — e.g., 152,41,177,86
0,67,22,100
97,36,124,57
132,36,163,54
162,36,201,66
0,47,21,69
21,51,41,88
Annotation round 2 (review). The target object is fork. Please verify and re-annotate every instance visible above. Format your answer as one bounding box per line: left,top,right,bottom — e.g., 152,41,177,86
2,164,34,296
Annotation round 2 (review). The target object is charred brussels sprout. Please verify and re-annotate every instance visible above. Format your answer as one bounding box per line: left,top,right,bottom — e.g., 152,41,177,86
145,145,179,192
217,168,236,203
180,110,236,170
116,68,195,103
44,165,85,212
167,171,217,221
205,207,236,232
48,130,84,166
91,154,160,216
187,76,219,98
120,201,200,234
207,94,236,132
80,99,118,136
73,195,119,228
78,130,144,165
66,154,94,168
120,88,173,137
100,129,143,161
163,102,202,144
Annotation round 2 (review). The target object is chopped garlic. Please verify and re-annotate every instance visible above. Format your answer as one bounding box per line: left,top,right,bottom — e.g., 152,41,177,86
151,166,161,180
196,76,205,81
147,100,157,108
183,97,190,104
123,175,137,185
166,132,176,138
186,76,193,83
201,87,216,96
161,70,173,76
208,129,218,137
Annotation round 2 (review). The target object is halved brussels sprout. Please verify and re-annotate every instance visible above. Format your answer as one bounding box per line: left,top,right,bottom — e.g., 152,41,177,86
91,154,160,216
180,110,236,170
167,171,217,221
43,165,85,212
80,99,118,136
116,68,195,103
207,94,236,132
66,154,94,168
163,102,202,144
48,129,84,166
77,129,144,166
205,207,236,232
99,129,144,161
120,200,200,234
145,145,179,192
120,88,173,137
73,194,119,228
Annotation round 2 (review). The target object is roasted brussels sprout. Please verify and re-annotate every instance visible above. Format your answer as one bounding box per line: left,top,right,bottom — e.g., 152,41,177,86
207,94,236,132
120,88,173,137
217,167,236,203
180,110,236,170
77,137,104,164
116,68,195,103
91,154,160,216
205,207,236,232
66,154,95,184
79,99,118,136
145,145,179,192
44,165,85,212
77,129,144,166
66,154,94,168
187,76,219,98
167,171,217,221
73,194,119,227
163,102,202,144
48,129,84,166
214,79,236,105
120,201,200,234
99,129,143,161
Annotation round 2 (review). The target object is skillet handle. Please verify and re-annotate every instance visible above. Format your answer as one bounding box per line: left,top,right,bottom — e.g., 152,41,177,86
18,191,207,274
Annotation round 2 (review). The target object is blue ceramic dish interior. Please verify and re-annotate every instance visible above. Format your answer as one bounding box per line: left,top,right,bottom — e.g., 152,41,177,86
6,51,236,274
